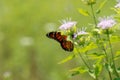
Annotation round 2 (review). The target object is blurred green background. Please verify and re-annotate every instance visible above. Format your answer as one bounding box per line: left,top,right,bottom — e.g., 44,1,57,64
0,0,116,80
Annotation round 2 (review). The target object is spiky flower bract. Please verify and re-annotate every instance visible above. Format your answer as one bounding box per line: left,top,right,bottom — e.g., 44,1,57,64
59,18,77,30
97,16,116,29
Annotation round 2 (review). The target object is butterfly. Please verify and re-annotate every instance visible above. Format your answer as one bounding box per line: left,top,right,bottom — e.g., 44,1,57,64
46,31,74,52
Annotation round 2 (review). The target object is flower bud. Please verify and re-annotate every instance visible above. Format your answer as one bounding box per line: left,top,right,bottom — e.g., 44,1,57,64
81,0,96,5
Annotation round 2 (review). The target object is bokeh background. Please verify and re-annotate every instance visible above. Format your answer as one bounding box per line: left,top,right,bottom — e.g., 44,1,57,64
0,0,116,80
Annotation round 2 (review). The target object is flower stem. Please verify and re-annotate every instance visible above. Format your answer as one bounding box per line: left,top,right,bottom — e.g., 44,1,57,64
76,48,99,80
102,47,112,80
96,34,113,80
90,4,113,79
106,29,119,77
76,48,91,69
90,4,97,27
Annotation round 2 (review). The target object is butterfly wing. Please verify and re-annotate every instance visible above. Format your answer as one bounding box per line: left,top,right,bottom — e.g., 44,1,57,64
55,32,65,42
46,31,74,52
46,32,67,42
46,32,56,39
60,41,74,52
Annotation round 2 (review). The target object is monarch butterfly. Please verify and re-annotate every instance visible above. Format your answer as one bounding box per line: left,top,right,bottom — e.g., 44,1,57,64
46,31,74,52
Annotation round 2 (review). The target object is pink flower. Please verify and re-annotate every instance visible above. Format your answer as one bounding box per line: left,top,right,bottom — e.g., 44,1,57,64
73,28,88,39
59,19,77,30
97,16,116,29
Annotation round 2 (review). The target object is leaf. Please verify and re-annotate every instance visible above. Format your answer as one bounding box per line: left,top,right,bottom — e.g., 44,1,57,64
89,58,103,79
112,7,120,14
117,67,120,73
110,36,120,42
114,51,120,60
79,42,97,53
70,71,80,76
89,70,96,79
114,78,120,80
105,63,113,72
78,8,90,16
94,63,102,77
58,54,75,64
69,67,88,73
96,0,108,14
96,9,101,14
87,53,105,60
69,67,88,76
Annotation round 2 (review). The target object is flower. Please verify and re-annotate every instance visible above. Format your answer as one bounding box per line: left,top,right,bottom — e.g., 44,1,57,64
59,18,77,30
97,16,116,29
81,0,96,5
115,0,120,8
73,28,88,39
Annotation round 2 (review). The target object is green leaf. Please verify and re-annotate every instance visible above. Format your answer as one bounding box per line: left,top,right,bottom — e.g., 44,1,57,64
78,8,90,16
110,36,120,42
89,59,103,79
87,53,105,60
58,54,75,64
112,8,120,14
96,9,101,14
114,78,120,80
117,67,120,73
96,0,108,14
114,51,120,60
79,42,97,53
94,63,102,77
105,63,113,72
69,67,88,73
70,71,80,76
69,67,88,76
89,70,96,79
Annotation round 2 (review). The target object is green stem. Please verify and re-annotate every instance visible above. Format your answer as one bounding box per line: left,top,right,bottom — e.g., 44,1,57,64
96,34,109,61
106,29,119,77
90,4,113,79
76,48,91,69
97,34,112,80
76,49,99,80
84,51,92,67
102,47,112,80
90,4,97,27
108,69,113,80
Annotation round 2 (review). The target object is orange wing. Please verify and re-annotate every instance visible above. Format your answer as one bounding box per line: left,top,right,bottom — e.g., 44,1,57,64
60,40,74,52
46,31,67,42
46,31,74,52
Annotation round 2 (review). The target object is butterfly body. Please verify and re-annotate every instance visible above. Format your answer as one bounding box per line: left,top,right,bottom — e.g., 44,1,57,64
46,32,74,52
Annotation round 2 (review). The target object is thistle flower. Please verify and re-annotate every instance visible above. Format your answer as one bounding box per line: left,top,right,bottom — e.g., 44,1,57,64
115,0,120,8
73,28,88,39
97,16,116,29
59,18,77,30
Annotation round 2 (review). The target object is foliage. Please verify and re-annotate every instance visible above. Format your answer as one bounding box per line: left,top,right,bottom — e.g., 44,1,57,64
48,0,120,80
